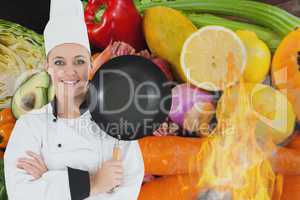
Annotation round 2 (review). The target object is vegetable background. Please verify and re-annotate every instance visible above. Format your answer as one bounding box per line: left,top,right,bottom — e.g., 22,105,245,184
0,0,299,200
0,0,299,34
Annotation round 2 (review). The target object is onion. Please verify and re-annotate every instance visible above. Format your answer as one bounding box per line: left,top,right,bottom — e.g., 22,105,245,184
169,84,215,135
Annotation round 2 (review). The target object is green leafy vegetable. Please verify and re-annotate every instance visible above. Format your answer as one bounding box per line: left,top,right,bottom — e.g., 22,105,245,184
0,20,45,110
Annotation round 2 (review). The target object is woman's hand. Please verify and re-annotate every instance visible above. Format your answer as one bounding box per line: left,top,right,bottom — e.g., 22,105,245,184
16,151,48,180
90,159,123,195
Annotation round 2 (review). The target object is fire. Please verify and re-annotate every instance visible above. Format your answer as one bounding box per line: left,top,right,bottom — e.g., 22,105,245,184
192,53,282,200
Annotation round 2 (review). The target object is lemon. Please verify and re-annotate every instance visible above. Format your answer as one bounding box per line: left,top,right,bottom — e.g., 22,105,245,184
180,26,247,91
217,83,296,144
236,30,271,83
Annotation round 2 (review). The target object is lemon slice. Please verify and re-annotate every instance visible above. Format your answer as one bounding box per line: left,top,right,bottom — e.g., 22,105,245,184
180,26,247,91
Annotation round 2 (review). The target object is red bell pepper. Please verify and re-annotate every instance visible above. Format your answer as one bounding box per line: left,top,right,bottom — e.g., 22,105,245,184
84,0,147,51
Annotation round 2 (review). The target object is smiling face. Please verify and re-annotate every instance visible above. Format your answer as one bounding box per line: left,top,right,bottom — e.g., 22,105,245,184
46,43,91,102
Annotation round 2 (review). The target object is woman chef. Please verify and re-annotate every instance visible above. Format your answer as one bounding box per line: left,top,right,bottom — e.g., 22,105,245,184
4,0,145,199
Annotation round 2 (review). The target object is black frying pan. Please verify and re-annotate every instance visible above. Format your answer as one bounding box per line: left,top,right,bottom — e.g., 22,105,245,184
88,55,172,141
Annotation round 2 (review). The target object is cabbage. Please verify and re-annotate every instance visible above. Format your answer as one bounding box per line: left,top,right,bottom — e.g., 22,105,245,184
0,19,45,109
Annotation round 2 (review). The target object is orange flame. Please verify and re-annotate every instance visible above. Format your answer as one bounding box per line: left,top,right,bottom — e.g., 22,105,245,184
192,53,282,200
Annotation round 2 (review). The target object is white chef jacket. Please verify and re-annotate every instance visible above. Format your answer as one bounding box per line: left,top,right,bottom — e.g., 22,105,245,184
4,103,145,200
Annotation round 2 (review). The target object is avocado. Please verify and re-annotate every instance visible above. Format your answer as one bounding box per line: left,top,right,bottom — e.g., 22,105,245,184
47,82,55,102
12,71,50,119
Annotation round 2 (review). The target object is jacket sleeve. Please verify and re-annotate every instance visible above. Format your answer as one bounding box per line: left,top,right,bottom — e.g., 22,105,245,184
4,116,81,200
88,140,144,200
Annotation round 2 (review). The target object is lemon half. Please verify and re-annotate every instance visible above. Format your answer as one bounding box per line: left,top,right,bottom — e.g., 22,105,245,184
180,26,247,91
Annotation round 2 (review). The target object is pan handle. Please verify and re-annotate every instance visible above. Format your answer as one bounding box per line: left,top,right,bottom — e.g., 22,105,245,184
107,136,122,193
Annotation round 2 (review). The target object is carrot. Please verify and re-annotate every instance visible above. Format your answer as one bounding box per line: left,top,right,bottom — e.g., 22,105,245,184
0,108,16,126
286,131,300,151
89,42,112,80
92,52,101,61
267,131,300,175
270,146,300,175
281,175,300,200
0,122,15,148
138,174,201,200
139,136,204,175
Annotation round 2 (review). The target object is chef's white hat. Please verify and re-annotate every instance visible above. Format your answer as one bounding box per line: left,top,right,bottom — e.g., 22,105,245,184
43,0,90,55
